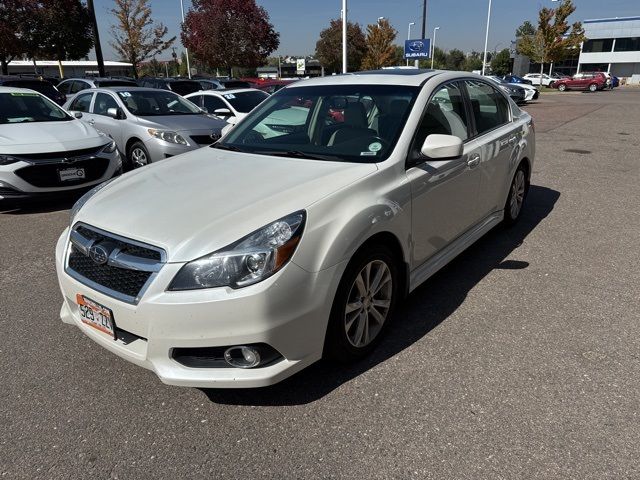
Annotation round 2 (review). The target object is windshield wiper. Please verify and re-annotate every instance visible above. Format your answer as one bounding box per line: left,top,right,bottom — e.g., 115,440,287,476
252,150,342,161
211,143,244,152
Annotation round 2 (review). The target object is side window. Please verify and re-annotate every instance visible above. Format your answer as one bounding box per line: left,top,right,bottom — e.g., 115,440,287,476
70,81,90,94
68,92,93,112
188,95,202,108
413,82,469,152
203,96,228,113
464,80,509,136
93,93,118,116
57,81,72,94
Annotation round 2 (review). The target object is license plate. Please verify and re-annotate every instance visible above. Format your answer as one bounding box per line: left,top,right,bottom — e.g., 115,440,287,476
59,167,85,181
76,294,116,339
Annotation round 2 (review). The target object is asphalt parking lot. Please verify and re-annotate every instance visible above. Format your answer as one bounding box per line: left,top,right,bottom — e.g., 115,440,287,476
2,88,640,479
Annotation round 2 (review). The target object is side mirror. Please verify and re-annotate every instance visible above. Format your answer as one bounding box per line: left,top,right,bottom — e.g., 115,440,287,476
73,111,83,119
420,134,463,160
107,107,124,119
214,108,232,117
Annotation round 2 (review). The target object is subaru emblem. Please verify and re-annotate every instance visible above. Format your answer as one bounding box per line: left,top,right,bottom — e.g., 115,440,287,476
89,244,110,265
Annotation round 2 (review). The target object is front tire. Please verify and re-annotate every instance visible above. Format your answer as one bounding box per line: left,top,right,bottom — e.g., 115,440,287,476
504,163,529,226
558,84,567,92
128,141,151,169
324,245,400,362
588,83,598,92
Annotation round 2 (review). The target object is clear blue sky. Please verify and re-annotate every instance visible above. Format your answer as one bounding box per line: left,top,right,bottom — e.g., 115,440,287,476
92,0,639,60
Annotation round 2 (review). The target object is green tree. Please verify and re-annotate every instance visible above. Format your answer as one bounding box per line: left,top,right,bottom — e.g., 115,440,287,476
517,0,585,77
445,49,465,70
515,20,536,38
182,0,279,76
0,0,37,75
464,52,483,72
392,45,405,65
110,0,176,78
490,48,511,75
315,19,366,73
427,47,446,69
361,19,398,70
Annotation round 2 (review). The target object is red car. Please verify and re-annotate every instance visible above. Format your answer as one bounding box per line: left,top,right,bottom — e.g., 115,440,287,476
552,72,606,92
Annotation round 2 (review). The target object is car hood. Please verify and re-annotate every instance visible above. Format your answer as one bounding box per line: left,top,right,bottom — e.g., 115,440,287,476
76,148,378,262
133,114,227,133
0,120,104,154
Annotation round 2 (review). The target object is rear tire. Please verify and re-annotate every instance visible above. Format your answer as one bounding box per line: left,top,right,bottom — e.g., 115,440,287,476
503,163,529,226
127,141,151,169
324,245,400,363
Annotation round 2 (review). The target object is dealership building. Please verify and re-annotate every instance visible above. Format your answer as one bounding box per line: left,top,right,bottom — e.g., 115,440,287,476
578,16,640,80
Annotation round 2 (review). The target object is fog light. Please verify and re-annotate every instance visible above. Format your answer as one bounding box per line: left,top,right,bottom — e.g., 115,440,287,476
224,346,261,368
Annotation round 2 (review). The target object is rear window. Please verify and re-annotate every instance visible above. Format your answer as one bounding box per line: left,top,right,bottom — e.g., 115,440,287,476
168,81,202,96
222,90,269,113
95,80,137,88
3,81,57,96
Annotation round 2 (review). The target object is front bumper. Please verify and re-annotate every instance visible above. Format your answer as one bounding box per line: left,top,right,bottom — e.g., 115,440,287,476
0,151,121,200
55,228,344,388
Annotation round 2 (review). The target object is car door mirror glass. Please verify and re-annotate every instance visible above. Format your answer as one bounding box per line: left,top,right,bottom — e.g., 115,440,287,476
420,134,463,160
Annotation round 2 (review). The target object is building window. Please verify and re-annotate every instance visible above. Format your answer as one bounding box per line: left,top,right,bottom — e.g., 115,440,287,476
614,37,640,52
583,39,614,53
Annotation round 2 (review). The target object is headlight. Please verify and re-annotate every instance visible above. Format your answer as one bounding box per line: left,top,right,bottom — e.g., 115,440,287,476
69,178,115,226
0,154,20,166
168,211,305,290
101,140,117,153
148,129,188,145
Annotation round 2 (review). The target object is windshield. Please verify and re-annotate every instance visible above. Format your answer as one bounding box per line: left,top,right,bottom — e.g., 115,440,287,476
117,90,201,116
222,91,269,113
217,84,418,163
0,91,71,124
168,81,202,96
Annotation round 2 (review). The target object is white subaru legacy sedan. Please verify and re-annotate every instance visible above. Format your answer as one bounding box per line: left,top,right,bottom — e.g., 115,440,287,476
55,70,535,388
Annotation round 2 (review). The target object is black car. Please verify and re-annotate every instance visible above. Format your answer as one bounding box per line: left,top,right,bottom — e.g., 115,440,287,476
0,76,66,105
137,78,202,96
220,79,253,89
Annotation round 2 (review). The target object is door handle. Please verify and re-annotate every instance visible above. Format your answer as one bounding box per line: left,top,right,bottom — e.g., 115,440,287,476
88,119,95,125
508,135,518,145
467,154,481,168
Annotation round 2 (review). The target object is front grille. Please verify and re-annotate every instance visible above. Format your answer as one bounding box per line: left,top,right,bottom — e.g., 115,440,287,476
13,145,104,161
190,135,216,146
66,224,165,303
15,157,110,188
68,247,151,298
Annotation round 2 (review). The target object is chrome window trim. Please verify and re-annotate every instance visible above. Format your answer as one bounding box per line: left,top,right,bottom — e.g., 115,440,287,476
65,222,167,305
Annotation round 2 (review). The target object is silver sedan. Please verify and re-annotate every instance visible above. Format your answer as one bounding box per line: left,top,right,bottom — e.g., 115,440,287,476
64,87,228,168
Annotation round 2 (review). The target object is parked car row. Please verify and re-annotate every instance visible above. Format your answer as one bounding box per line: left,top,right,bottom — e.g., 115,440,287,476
485,75,538,104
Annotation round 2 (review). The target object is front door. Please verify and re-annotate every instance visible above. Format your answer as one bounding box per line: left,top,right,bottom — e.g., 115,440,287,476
407,81,482,268
90,92,124,148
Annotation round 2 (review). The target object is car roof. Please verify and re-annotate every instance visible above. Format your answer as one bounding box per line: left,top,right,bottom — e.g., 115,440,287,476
189,88,262,96
287,69,442,88
0,85,42,94
82,87,182,95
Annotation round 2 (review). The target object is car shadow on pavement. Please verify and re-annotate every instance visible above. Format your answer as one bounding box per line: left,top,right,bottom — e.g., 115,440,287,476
201,185,560,406
0,194,81,215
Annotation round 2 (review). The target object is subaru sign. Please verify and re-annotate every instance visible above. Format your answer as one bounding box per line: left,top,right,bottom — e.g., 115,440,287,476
404,38,431,59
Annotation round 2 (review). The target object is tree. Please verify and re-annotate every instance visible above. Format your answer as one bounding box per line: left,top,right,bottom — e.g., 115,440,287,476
110,0,175,78
392,45,405,66
35,0,94,77
361,19,398,70
517,0,585,77
490,48,511,75
315,19,366,73
429,47,446,69
445,49,465,70
182,0,279,77
0,0,37,75
515,20,536,38
464,52,483,72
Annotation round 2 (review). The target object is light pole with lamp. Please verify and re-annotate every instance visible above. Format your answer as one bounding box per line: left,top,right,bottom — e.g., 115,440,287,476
430,26,440,69
179,0,192,78
406,22,415,66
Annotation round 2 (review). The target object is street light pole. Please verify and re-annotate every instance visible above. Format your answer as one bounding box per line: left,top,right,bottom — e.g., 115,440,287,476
431,26,440,69
342,0,348,73
406,22,415,66
482,0,492,76
179,0,192,79
86,0,105,78
416,0,427,68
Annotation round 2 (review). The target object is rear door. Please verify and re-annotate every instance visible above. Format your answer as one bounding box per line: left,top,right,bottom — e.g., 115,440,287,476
462,79,519,218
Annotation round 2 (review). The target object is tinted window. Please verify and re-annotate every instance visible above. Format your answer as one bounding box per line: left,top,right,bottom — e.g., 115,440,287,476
168,80,201,96
0,92,71,124
203,95,227,113
69,92,93,112
3,80,57,98
70,80,90,94
221,91,269,113
464,80,509,135
93,92,119,116
614,37,640,52
116,90,201,116
57,81,73,95
583,38,614,53
94,80,137,88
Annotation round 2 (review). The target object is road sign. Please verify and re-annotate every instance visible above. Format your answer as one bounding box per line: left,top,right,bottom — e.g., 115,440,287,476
296,59,306,74
404,39,431,59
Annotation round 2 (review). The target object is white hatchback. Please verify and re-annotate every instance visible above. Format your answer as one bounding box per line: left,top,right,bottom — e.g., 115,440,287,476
55,70,535,388
0,87,121,202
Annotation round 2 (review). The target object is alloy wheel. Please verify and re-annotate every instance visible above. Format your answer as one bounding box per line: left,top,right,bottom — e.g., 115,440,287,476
510,170,526,219
344,260,393,348
131,147,148,168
